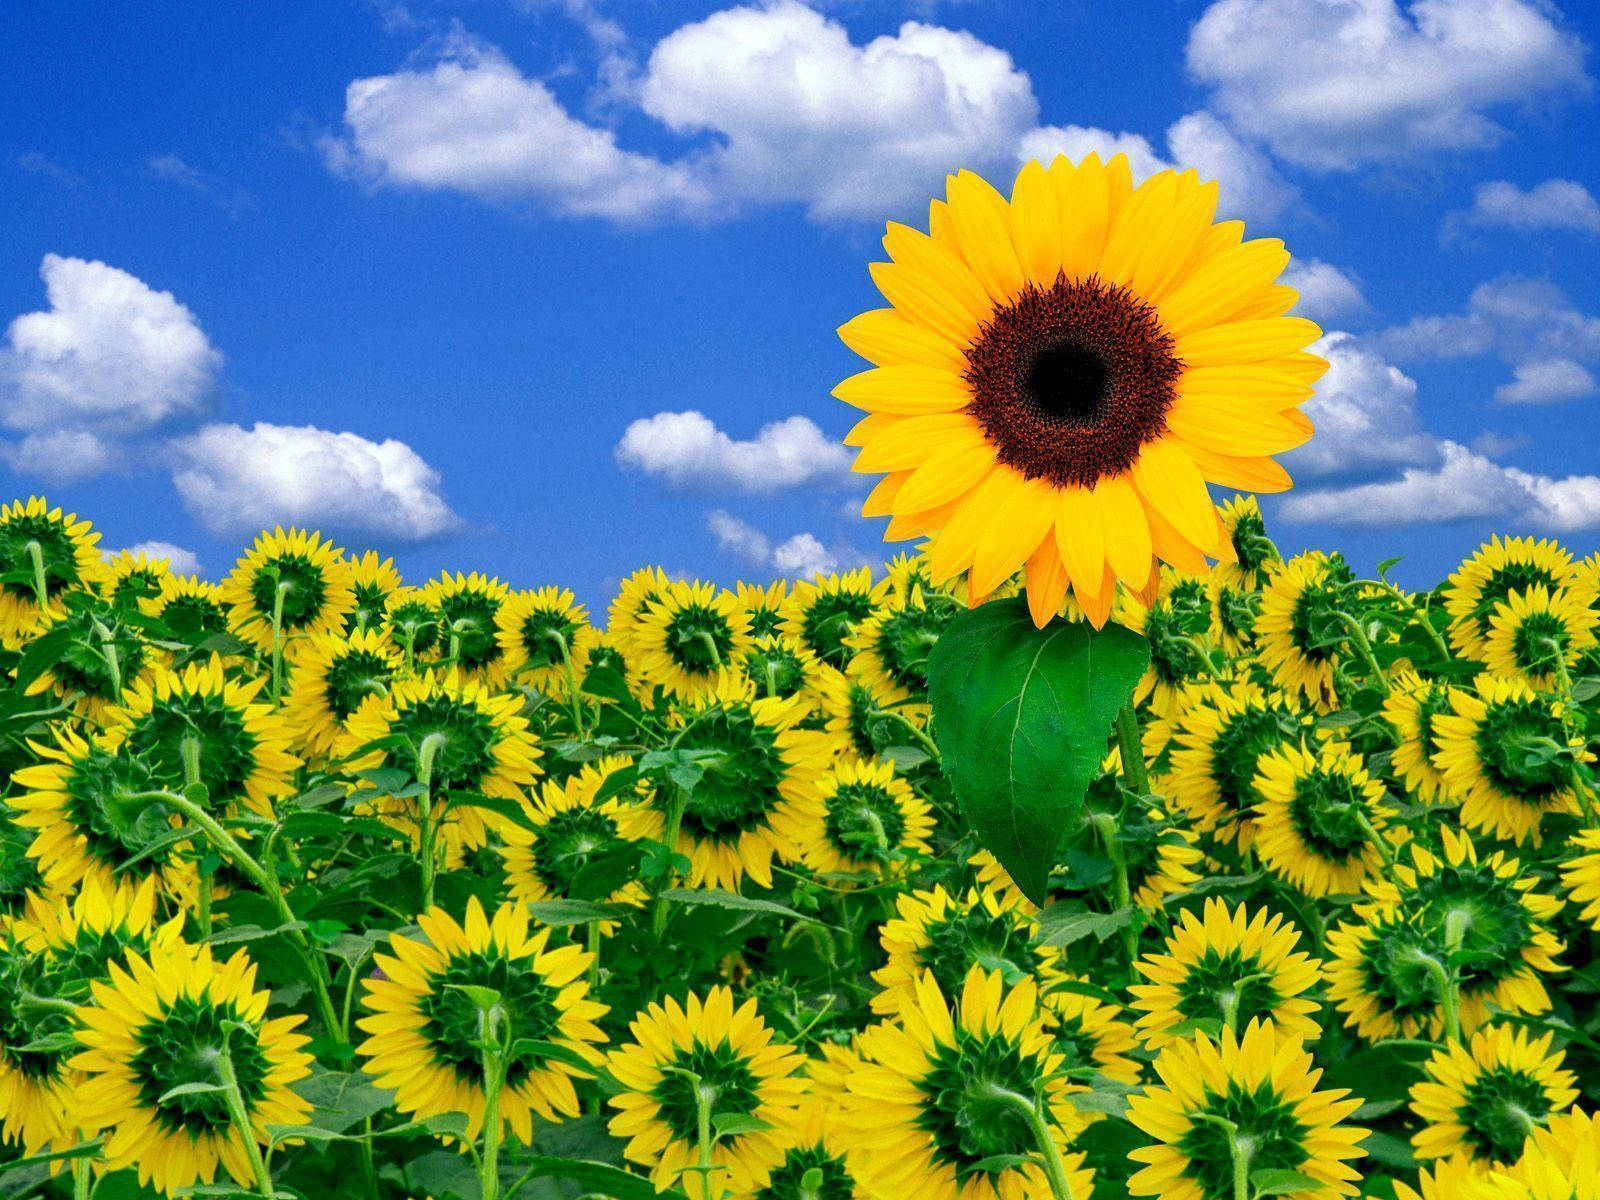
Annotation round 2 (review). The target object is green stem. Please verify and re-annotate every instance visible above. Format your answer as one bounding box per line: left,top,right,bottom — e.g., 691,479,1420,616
72,1157,91,1200
1089,812,1136,962
549,631,588,738
692,631,723,671
478,1002,509,1200
270,579,290,706
973,1083,1075,1200
416,731,449,912
1408,948,1460,1045
210,1040,274,1197
1374,581,1453,665
867,707,941,763
693,1080,721,1200
1331,611,1390,695
91,617,122,698
1115,701,1149,796
24,540,49,609
651,785,691,939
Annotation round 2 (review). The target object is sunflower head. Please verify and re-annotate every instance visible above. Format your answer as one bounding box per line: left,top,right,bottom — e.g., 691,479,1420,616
737,633,825,708
500,755,647,912
496,585,594,690
1325,906,1452,1042
1383,671,1458,804
845,585,956,698
1251,740,1394,898
780,568,886,669
0,497,104,648
1128,569,1215,712
1217,494,1280,588
1446,536,1575,660
25,591,154,717
383,585,442,661
734,579,790,639
785,756,935,876
343,550,402,633
1482,584,1597,689
0,929,78,1154
421,572,512,686
143,573,229,644
282,627,401,754
632,580,752,702
606,566,674,653
102,548,173,609
1256,552,1356,709
1168,682,1306,849
221,526,355,654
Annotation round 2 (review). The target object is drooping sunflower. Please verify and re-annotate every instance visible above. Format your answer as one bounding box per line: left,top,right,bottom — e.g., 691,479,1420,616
607,986,806,1200
781,568,886,670
383,585,441,666
100,657,300,821
618,683,831,891
1445,537,1575,661
71,943,314,1196
0,497,103,649
1215,494,1281,590
1255,551,1354,709
340,670,541,856
281,628,401,755
884,549,940,602
631,580,753,702
141,573,228,644
606,565,675,653
10,727,197,896
1409,1026,1578,1167
421,571,513,687
1126,570,1217,714
780,756,934,877
1324,906,1453,1042
1481,1108,1600,1200
25,592,155,718
1252,740,1395,898
737,634,828,709
220,527,354,655
499,755,648,917
358,898,608,1140
845,585,956,700
1127,1020,1366,1200
1482,584,1596,690
845,968,1094,1200
101,548,172,609
1433,676,1588,845
343,549,403,633
1367,829,1565,1034
1382,671,1459,805
734,579,790,639
1558,829,1600,931
496,586,596,692
869,885,1056,1017
1128,898,1322,1047
1167,681,1306,850
835,155,1321,627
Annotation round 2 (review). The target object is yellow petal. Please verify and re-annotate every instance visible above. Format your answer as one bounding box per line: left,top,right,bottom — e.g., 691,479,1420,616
853,413,981,472
968,474,1057,597
1096,474,1153,587
1177,439,1294,493
894,429,999,512
833,365,973,415
945,170,1025,302
1174,318,1323,367
1058,153,1111,281
1054,486,1106,594
837,308,967,370
1104,170,1220,303
861,472,908,517
1145,502,1211,575
1177,364,1314,411
869,261,980,347
1010,159,1064,288
884,222,993,323
1023,536,1070,628
1157,238,1290,339
1165,395,1313,456
1131,439,1221,556
928,469,1024,583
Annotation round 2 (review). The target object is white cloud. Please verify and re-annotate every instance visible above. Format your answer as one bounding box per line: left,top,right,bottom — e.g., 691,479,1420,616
771,532,845,578
1369,276,1600,374
1019,125,1169,185
148,154,254,216
172,421,460,541
706,509,862,578
0,255,221,472
1494,358,1597,405
1447,178,1600,237
1187,0,1589,170
1282,259,1369,324
707,508,770,563
116,541,204,575
616,410,852,493
1282,332,1439,482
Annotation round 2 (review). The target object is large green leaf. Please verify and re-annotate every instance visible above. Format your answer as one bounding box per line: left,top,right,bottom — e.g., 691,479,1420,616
926,598,1148,904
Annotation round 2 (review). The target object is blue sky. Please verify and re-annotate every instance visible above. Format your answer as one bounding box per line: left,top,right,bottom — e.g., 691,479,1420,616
3,0,1598,606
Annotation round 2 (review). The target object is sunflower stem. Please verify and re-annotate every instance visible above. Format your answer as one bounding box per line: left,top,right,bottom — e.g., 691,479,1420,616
269,577,290,706
209,1039,274,1197
1115,701,1149,796
24,540,49,609
1088,811,1137,963
71,1157,91,1200
90,615,123,700
1372,580,1453,665
651,784,691,939
1228,1128,1253,1200
693,1078,722,1200
1330,610,1389,696
971,1082,1075,1200
866,707,940,763
416,731,449,912
547,629,587,738
474,996,510,1200
1406,946,1460,1045
692,630,723,671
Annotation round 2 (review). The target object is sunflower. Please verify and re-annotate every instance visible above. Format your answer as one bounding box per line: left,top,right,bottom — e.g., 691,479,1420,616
101,657,300,821
0,823,52,930
281,628,401,755
220,527,354,655
1127,1020,1366,1200
1409,1026,1578,1167
358,898,607,1140
1215,494,1280,590
781,568,886,670
1128,898,1322,1047
1325,907,1453,1043
1558,829,1600,932
1433,676,1588,845
835,155,1320,627
496,586,596,692
870,885,1055,1016
1482,585,1596,690
344,550,402,633
1482,1108,1600,1200
1394,1157,1490,1200
734,580,790,639
1167,681,1305,850
1367,829,1565,1034
845,968,1094,1200
499,755,648,916
748,1095,871,1200
0,497,103,649
780,756,934,877
737,634,827,708
25,592,155,718
9,727,198,896
1127,570,1217,714
815,667,921,763
845,585,955,700
1256,552,1353,709
383,585,441,666
1445,537,1575,661
421,572,512,687
340,671,541,857
607,986,806,1200
71,942,313,1195
101,548,172,609
1047,986,1142,1087
632,580,753,702
1383,671,1458,805
1208,570,1260,656
606,566,675,653
1251,741,1395,898
0,930,76,1156
141,574,228,643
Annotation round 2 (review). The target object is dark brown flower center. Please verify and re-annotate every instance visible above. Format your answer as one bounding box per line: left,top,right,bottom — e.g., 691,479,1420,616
963,275,1180,488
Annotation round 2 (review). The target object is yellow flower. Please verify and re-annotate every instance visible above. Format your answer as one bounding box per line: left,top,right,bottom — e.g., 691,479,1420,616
496,585,596,691
1255,551,1350,709
631,580,753,702
1558,829,1600,932
420,571,513,688
358,898,607,1140
733,579,789,639
1469,1108,1600,1200
1325,905,1451,1043
1445,536,1575,660
344,549,403,633
101,547,172,609
1167,680,1304,850
281,627,400,755
606,566,675,654
1482,584,1597,689
141,573,229,645
1382,671,1458,805
836,155,1320,627
220,526,354,654
780,568,887,670
780,756,934,876
1410,1026,1578,1166
1252,740,1395,898
0,497,103,649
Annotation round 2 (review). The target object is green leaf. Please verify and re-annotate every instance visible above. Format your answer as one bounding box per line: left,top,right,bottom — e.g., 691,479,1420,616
1035,904,1133,948
713,1113,775,1137
158,1081,226,1103
925,598,1148,904
526,899,631,925
509,1158,684,1200
660,888,818,924
1251,1168,1322,1195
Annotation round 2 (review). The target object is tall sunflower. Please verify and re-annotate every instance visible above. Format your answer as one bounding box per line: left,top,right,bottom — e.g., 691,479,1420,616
1215,494,1280,590
1256,552,1353,709
0,929,77,1157
835,155,1321,627
780,569,886,670
737,634,827,709
1481,584,1596,690
1126,570,1217,714
220,527,354,655
358,898,608,1140
101,548,172,609
1128,898,1322,1047
1444,537,1575,661
748,1095,872,1200
845,585,956,700
25,592,155,718
281,628,400,755
1167,681,1306,850
606,986,806,1200
343,550,403,633
1409,1026,1578,1167
845,968,1095,1200
421,572,513,688
0,497,103,649
1324,906,1452,1043
71,943,314,1195
1251,741,1395,898
383,585,441,666
606,566,675,654
734,579,790,639
141,574,228,644
1127,1020,1366,1200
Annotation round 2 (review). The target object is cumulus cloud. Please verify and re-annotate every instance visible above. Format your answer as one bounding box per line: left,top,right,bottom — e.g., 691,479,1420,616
1186,0,1589,170
1446,178,1600,238
616,410,852,493
705,509,860,578
0,255,221,475
1494,358,1597,405
1282,260,1369,324
1282,333,1439,483
116,541,204,575
770,532,848,578
707,508,770,563
172,421,460,541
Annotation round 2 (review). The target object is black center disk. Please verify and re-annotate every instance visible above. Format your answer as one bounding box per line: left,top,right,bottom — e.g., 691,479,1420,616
964,275,1180,488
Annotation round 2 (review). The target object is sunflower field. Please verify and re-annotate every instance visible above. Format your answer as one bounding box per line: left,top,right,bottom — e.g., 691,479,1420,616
4,154,1600,1200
